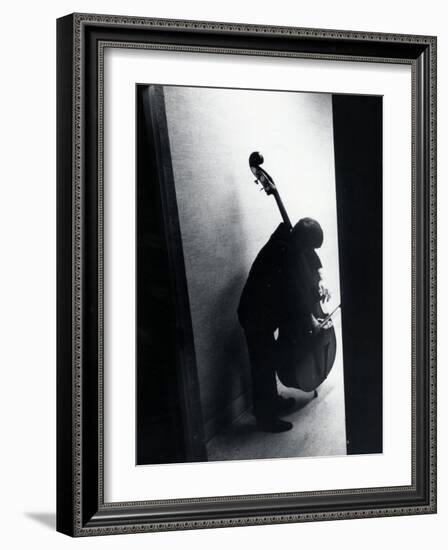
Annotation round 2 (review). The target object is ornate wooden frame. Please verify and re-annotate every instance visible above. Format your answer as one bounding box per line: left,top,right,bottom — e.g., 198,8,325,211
57,13,437,536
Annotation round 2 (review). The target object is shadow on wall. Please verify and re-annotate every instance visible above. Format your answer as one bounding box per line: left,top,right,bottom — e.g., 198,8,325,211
201,272,252,441
190,179,253,441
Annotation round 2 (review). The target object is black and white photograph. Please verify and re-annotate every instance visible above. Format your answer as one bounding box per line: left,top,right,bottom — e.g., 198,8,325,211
0,0,442,545
136,84,383,466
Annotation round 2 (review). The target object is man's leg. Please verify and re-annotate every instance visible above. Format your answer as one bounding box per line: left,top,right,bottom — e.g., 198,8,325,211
244,329,293,432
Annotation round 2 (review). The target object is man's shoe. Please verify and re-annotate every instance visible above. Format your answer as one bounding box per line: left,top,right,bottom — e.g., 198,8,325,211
275,396,295,414
256,418,293,433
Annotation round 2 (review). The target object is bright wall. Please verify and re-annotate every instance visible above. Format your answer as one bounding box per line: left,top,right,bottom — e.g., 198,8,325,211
164,85,342,438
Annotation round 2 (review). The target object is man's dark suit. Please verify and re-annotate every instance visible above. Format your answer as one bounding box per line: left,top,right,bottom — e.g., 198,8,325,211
238,222,322,422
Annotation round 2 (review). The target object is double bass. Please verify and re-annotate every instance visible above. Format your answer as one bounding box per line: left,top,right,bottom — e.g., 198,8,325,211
248,151,340,394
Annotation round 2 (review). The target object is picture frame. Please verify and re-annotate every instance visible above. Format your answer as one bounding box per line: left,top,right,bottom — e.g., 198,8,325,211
56,12,437,536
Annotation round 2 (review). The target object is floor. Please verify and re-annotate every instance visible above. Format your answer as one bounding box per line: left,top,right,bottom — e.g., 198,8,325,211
207,339,347,462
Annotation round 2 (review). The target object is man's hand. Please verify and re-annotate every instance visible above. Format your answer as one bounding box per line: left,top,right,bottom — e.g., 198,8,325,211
317,279,331,303
319,317,333,330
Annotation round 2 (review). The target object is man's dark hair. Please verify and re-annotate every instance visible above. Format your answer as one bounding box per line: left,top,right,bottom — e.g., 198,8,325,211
291,217,323,249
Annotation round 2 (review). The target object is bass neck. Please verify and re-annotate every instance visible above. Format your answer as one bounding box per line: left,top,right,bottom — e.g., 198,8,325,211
272,189,293,230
